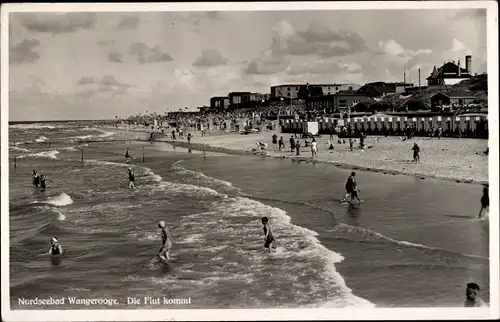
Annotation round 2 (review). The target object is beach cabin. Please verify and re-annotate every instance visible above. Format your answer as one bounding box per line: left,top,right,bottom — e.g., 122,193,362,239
303,121,319,135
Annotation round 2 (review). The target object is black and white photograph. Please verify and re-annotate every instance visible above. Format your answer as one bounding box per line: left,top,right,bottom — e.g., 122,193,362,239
1,1,498,321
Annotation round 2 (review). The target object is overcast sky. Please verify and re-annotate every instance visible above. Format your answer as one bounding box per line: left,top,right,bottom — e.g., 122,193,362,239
8,7,487,121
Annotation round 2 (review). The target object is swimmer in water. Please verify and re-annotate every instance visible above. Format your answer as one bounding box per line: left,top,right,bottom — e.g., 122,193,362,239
32,170,40,188
157,221,172,261
128,168,135,189
40,174,46,191
262,216,275,253
464,283,487,307
48,237,63,255
478,186,489,218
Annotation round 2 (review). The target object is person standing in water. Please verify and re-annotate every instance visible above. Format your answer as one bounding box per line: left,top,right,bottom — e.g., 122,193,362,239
157,221,172,261
478,186,489,218
48,237,63,255
125,148,131,162
40,174,46,191
128,168,135,189
350,180,362,205
32,170,40,188
187,132,192,144
341,172,357,202
261,217,275,253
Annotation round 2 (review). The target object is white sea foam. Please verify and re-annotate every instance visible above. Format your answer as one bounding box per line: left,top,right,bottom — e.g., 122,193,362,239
71,135,93,140
10,146,30,152
142,167,220,196
60,146,78,152
230,198,375,308
54,209,67,220
45,192,74,207
97,131,115,138
156,181,220,197
80,159,371,306
177,193,375,308
20,150,60,160
171,163,239,190
34,136,48,142
10,124,55,130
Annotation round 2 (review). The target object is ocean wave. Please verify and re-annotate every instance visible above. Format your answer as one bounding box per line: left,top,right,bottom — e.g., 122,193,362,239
10,124,55,130
149,165,374,307
171,162,240,191
155,181,221,197
328,223,488,260
180,196,375,308
97,131,115,138
70,134,93,141
39,192,74,207
60,146,79,152
54,209,67,220
18,150,60,160
67,130,113,143
141,167,220,196
34,136,48,142
10,146,30,153
78,158,371,306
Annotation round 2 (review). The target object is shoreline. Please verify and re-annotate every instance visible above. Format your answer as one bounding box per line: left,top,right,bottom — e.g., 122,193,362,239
95,126,488,186
159,138,488,186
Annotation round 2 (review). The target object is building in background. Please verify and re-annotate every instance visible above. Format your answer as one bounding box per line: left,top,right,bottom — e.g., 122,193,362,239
249,92,266,103
227,92,268,109
270,84,305,99
306,95,335,113
427,55,473,86
404,85,426,94
334,90,369,110
270,83,361,99
356,82,398,98
210,96,230,110
305,89,368,113
228,92,251,108
430,91,475,108
394,82,414,93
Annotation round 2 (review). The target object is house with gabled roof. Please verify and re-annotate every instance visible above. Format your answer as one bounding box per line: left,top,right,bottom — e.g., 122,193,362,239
427,55,473,86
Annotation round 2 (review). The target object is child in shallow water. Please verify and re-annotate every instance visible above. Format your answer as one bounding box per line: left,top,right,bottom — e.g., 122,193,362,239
262,217,276,253
157,221,172,261
478,186,489,218
48,237,63,255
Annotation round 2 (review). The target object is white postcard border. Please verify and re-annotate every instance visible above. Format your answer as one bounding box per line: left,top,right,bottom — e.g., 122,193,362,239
1,1,498,321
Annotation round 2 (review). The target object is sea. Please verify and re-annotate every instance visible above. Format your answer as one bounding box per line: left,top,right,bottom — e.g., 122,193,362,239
7,122,490,309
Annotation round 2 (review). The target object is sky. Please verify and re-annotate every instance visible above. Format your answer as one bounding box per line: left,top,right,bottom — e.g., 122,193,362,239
7,7,488,121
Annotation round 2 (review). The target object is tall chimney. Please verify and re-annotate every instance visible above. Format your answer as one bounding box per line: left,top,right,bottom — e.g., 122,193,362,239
418,68,421,95
458,60,461,77
465,55,472,74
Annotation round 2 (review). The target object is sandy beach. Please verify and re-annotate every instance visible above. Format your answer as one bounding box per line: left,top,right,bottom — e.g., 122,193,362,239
108,125,489,185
